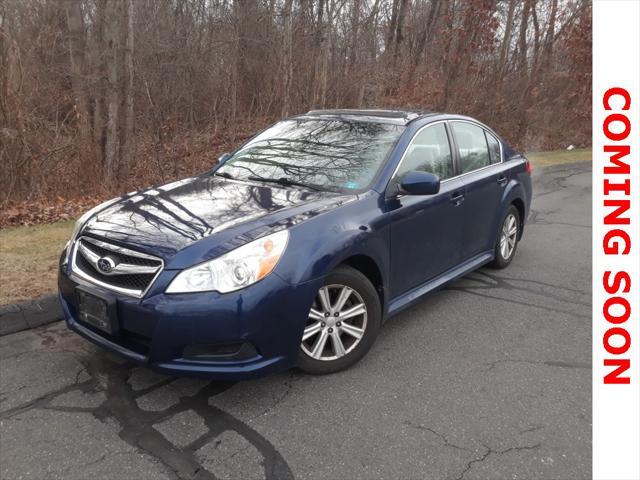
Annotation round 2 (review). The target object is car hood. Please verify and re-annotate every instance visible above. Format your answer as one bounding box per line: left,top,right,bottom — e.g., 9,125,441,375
82,174,350,261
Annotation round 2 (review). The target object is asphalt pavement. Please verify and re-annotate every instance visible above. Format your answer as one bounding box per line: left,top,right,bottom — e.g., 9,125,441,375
0,161,592,480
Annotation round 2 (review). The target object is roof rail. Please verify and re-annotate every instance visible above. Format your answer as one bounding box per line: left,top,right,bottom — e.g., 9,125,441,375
302,108,439,125
306,109,421,119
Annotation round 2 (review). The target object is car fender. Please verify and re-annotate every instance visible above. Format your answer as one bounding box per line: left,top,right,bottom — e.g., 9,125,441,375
491,179,526,246
274,223,390,323
277,219,387,280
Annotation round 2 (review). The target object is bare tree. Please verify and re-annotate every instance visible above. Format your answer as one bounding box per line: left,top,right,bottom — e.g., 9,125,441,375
64,0,90,143
0,0,593,208
120,0,134,179
103,0,121,182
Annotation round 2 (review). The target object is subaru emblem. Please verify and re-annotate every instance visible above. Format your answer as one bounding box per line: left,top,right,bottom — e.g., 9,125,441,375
97,256,116,274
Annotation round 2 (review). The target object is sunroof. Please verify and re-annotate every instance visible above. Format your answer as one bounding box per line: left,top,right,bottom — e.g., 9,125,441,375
303,109,437,124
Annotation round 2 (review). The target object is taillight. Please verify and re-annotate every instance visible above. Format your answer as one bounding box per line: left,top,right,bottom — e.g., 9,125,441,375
525,159,532,174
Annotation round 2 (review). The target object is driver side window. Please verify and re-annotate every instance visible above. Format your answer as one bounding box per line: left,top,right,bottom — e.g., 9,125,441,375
395,123,453,182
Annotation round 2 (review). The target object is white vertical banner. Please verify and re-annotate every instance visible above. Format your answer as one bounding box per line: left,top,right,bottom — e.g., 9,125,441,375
593,1,640,479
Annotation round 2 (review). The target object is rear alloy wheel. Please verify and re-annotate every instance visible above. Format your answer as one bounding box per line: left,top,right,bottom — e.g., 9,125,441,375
298,266,380,374
490,205,520,269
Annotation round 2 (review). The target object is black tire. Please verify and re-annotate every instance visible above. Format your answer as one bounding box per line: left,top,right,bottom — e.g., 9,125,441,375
489,204,520,269
297,265,381,375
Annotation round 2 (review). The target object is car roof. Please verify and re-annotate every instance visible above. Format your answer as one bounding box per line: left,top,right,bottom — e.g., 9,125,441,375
298,109,440,126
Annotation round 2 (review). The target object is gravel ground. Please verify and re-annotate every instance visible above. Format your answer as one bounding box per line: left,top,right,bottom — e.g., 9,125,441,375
0,161,591,480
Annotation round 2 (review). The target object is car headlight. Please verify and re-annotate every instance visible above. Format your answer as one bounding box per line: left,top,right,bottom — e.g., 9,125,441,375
166,230,289,294
63,197,120,265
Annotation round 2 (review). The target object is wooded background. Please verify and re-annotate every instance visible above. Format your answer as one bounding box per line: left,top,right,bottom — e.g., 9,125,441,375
1,0,591,216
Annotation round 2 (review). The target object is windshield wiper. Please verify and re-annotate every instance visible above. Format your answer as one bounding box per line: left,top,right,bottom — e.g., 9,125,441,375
214,171,234,179
215,171,321,191
247,176,321,191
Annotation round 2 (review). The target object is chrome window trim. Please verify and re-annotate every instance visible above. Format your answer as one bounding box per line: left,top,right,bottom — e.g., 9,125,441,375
388,118,505,189
389,120,453,183
447,120,504,181
70,236,164,298
483,129,503,165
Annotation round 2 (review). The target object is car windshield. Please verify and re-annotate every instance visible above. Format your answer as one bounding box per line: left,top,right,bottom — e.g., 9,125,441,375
216,119,405,191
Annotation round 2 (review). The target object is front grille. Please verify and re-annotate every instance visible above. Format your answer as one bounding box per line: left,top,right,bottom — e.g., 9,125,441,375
72,236,163,297
76,254,156,291
79,241,159,267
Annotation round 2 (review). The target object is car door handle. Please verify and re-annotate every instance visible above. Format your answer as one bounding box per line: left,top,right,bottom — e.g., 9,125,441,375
449,192,465,206
497,175,508,187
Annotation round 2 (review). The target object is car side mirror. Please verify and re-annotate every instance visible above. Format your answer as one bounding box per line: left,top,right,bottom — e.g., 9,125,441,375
400,171,441,196
218,152,232,164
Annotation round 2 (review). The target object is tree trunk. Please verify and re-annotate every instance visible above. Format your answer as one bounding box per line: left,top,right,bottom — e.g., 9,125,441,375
515,0,535,143
391,0,409,68
91,0,106,150
531,2,541,73
103,0,121,182
407,0,441,83
64,0,91,142
440,0,458,110
316,0,334,108
542,0,558,69
348,0,360,73
386,0,399,51
498,0,516,73
517,0,530,75
310,0,325,105
120,0,134,180
281,0,293,116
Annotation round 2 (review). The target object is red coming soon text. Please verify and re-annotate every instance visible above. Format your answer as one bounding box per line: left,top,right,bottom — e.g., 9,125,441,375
602,87,633,384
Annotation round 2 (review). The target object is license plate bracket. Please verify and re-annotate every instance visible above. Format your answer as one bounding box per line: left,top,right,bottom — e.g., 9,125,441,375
76,287,118,335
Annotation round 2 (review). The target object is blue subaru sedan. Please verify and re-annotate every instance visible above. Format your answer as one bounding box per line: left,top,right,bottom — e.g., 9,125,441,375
58,110,532,379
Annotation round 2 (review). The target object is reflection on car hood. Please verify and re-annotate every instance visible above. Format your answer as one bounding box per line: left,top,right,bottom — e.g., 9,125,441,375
81,175,348,259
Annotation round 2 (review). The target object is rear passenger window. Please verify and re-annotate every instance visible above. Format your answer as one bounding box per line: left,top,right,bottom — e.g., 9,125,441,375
485,131,502,164
451,122,491,173
396,123,453,181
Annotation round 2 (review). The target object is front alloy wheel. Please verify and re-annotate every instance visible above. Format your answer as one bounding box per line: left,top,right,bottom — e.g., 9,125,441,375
302,284,367,361
298,266,381,374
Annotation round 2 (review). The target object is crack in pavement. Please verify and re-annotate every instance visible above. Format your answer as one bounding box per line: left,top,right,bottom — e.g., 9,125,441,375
532,165,590,200
449,288,590,319
456,271,590,307
404,421,547,480
454,443,542,480
528,164,591,229
528,208,591,229
483,358,591,373
250,373,298,421
519,425,545,435
403,421,472,453
1,348,294,480
447,270,590,319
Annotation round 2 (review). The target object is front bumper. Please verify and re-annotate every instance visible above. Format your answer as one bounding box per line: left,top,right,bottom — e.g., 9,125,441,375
58,267,320,380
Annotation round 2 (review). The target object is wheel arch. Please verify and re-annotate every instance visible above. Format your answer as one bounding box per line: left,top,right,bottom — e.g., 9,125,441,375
496,180,526,243
510,197,526,239
339,254,386,317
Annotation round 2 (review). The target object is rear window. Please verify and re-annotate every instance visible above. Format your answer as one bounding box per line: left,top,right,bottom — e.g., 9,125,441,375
451,122,491,173
485,131,502,164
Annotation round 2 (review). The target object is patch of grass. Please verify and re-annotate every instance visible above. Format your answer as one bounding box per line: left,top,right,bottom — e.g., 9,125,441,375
526,147,592,167
0,220,74,306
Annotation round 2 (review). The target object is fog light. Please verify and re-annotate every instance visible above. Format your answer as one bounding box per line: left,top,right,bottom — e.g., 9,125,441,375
182,342,257,361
